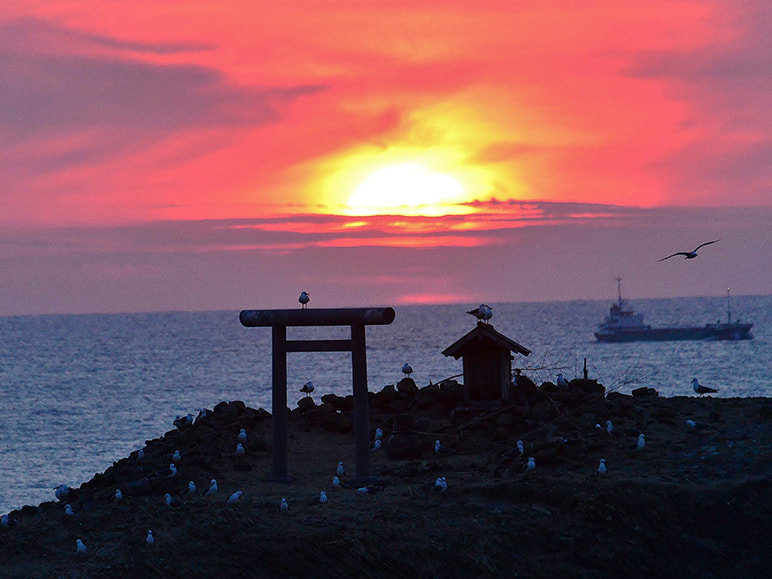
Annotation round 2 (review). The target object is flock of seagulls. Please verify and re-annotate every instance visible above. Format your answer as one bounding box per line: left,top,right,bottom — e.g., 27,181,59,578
9,281,728,561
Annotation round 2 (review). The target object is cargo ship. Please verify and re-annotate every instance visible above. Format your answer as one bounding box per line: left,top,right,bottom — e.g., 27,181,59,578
594,279,753,343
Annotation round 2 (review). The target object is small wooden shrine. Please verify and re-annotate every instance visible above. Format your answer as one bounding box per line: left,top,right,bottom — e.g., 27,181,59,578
442,321,531,403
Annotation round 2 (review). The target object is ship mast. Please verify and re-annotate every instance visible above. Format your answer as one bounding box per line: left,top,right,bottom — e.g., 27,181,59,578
616,276,624,308
726,287,731,325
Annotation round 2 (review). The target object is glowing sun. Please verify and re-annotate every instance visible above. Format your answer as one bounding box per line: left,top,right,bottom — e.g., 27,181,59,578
345,164,469,216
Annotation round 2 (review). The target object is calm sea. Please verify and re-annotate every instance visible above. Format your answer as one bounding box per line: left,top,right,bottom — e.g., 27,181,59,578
1,296,769,513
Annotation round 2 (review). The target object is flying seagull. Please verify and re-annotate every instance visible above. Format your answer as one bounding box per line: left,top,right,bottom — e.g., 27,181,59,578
300,381,315,397
299,291,310,309
658,240,720,261
692,378,718,395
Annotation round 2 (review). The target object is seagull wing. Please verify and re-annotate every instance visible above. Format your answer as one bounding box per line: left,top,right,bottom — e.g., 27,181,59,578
692,239,720,252
658,252,690,262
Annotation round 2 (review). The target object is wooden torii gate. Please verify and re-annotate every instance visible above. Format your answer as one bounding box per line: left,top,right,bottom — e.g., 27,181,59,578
239,307,395,481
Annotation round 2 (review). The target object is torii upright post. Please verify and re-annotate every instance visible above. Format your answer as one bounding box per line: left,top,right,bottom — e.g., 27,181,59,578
239,307,396,482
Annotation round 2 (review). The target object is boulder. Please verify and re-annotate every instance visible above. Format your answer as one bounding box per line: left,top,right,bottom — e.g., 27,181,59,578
397,378,418,395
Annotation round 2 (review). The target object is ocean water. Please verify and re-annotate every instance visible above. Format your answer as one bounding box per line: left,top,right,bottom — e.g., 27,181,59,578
1,296,769,514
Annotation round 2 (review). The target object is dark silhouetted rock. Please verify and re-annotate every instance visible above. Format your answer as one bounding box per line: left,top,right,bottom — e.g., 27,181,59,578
515,375,538,396
572,379,606,395
296,397,316,413
392,414,414,432
385,433,423,459
397,378,418,395
540,381,560,393
632,387,659,399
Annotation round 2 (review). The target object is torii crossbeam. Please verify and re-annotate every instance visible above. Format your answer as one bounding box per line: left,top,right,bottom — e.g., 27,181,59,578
239,307,396,481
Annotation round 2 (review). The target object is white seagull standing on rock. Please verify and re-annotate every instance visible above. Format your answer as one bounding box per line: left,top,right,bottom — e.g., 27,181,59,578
557,373,570,389
64,504,74,516
113,489,123,502
204,479,218,496
434,440,455,456
692,378,718,395
145,530,154,546
319,491,328,503
299,291,310,309
597,459,607,474
606,420,614,435
280,498,289,511
188,481,197,493
54,484,71,502
401,363,413,378
331,476,341,488
164,493,182,508
375,428,384,441
300,381,315,397
168,463,178,477
238,428,247,443
336,461,345,477
227,491,243,505
516,440,525,456
75,539,87,555
526,457,536,471
635,434,646,452
172,450,181,462
236,443,246,456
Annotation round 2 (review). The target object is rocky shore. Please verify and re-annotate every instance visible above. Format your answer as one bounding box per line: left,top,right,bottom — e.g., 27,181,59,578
2,377,771,578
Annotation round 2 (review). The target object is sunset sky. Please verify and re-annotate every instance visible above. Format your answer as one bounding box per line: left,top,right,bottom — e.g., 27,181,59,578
1,1,770,315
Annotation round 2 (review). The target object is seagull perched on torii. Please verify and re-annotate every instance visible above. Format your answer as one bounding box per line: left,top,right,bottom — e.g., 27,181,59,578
658,240,719,261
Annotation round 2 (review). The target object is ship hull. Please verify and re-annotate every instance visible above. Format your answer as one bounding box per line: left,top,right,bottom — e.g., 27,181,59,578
595,323,753,343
